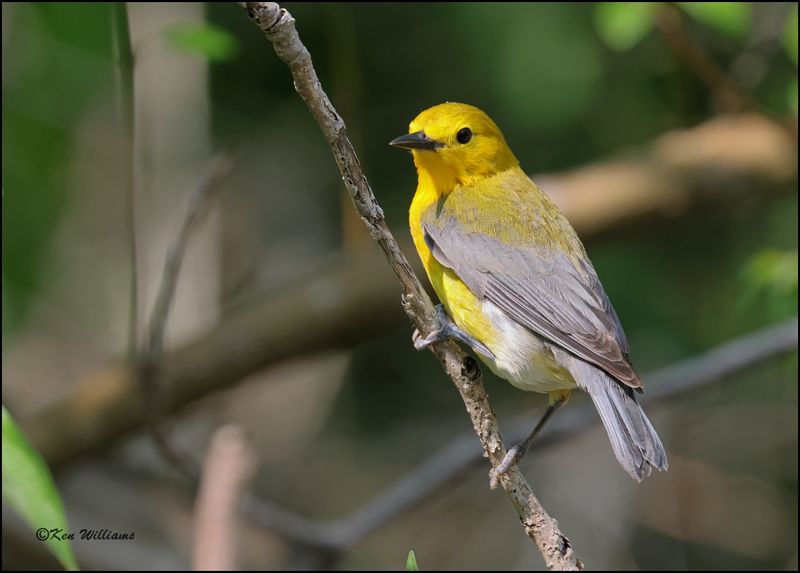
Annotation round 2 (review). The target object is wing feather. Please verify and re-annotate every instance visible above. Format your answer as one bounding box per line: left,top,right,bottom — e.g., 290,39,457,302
421,183,641,389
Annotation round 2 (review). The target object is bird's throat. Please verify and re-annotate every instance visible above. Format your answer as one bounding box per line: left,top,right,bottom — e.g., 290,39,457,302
413,152,457,197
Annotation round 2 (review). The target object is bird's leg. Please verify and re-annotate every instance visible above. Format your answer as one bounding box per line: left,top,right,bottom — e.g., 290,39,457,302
412,304,495,360
493,390,570,478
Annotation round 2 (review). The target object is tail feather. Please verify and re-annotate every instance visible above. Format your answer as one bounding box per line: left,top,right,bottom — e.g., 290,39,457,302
594,374,668,480
553,348,668,480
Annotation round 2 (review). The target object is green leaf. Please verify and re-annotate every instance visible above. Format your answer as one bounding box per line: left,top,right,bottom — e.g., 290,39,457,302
166,22,240,62
784,5,798,65
789,78,798,113
679,2,751,38
742,249,798,292
594,2,655,51
406,549,419,571
2,407,79,571
739,248,799,321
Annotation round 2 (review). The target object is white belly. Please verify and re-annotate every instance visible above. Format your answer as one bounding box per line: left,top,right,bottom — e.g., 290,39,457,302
480,300,576,393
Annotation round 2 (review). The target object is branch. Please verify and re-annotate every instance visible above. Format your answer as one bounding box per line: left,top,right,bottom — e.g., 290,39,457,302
240,317,797,554
140,154,233,380
19,111,796,470
137,154,233,481
655,3,752,113
241,2,581,569
109,2,137,363
193,425,256,571
654,3,796,138
23,249,403,467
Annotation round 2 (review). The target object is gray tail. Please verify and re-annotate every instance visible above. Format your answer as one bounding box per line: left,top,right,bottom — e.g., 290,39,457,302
558,351,668,480
585,372,668,480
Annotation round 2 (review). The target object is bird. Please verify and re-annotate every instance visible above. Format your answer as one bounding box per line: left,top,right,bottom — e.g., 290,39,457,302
390,102,667,481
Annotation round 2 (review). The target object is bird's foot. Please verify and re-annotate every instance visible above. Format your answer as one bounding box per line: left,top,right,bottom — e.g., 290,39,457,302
496,444,524,475
488,396,567,489
489,444,525,489
412,326,443,351
412,304,457,350
412,304,495,360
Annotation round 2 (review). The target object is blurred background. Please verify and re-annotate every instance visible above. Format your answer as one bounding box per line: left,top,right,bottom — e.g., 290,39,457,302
2,2,797,570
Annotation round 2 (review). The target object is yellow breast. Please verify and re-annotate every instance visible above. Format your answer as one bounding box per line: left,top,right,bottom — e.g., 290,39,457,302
409,183,498,348
408,180,576,394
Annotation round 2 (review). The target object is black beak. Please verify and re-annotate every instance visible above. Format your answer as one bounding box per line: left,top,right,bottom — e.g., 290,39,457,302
389,130,441,151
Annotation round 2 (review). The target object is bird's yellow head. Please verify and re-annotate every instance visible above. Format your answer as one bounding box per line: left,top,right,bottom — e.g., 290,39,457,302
390,102,519,190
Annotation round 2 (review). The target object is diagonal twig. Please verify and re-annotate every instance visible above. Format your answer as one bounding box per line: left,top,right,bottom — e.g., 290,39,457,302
655,3,753,114
137,154,234,482
240,1,585,568
655,3,796,139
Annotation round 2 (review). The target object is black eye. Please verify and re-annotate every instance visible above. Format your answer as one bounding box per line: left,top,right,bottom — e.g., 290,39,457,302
456,127,472,144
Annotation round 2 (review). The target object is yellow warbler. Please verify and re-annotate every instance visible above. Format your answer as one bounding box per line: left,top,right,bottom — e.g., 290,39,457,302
390,102,667,480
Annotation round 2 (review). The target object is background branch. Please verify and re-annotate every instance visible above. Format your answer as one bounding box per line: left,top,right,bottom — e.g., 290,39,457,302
655,3,753,113
193,425,255,571
240,317,797,553
136,154,233,482
109,2,137,364
4,318,795,570
241,2,582,569
654,3,796,138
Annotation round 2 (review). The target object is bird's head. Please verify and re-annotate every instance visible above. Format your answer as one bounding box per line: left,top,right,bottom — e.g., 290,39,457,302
390,102,519,188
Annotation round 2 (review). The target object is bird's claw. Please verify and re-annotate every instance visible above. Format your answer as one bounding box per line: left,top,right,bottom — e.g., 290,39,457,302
412,327,442,351
496,445,523,475
489,445,523,489
411,304,496,360
411,304,450,351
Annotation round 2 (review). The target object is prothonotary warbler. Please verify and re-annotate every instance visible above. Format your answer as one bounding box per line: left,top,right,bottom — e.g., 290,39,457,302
390,102,667,481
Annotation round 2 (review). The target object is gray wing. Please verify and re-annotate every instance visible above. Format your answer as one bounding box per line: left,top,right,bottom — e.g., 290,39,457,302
422,212,641,389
